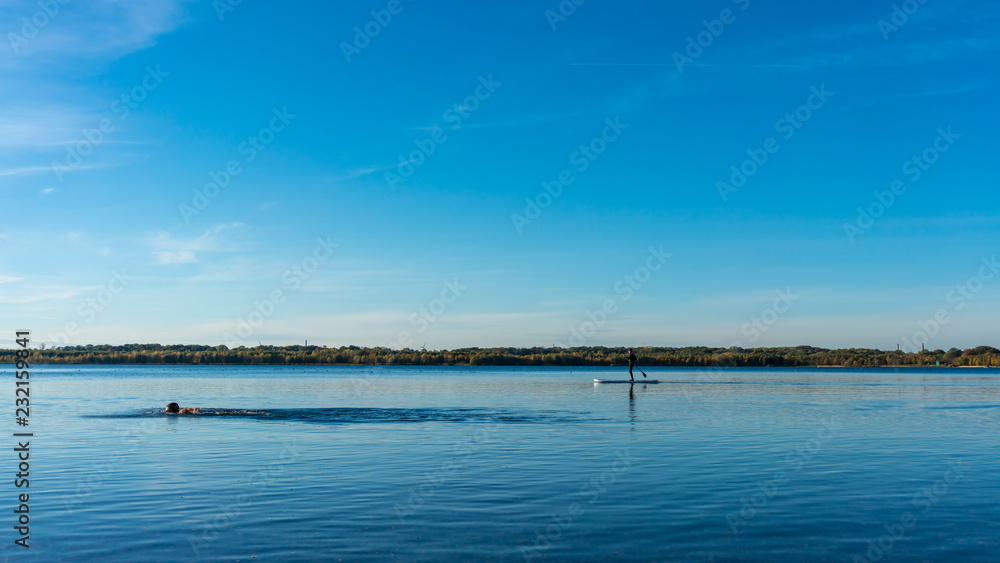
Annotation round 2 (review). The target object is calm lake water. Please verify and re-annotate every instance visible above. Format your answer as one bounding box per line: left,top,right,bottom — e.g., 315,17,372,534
8,365,1000,562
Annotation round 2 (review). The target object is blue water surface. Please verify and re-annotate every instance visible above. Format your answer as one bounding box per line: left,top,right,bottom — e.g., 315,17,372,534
7,365,1000,562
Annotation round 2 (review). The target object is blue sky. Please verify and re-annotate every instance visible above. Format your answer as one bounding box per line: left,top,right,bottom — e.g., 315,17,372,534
1,0,997,351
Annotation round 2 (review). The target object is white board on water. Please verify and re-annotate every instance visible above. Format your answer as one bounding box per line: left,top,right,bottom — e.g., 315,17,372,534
594,379,660,384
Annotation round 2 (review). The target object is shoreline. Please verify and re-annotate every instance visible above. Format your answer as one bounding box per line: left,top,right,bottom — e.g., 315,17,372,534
3,344,998,369
10,362,998,369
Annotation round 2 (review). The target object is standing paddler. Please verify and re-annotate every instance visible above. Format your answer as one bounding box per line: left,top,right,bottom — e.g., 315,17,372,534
625,348,646,381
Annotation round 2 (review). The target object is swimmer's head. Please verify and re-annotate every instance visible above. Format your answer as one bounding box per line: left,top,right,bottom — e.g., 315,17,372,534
165,402,180,413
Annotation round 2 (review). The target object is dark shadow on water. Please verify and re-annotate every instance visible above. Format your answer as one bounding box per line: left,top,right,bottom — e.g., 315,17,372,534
86,407,591,425
922,404,1000,410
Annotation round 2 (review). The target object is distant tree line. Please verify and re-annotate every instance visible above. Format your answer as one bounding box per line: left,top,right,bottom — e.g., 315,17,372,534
3,344,999,367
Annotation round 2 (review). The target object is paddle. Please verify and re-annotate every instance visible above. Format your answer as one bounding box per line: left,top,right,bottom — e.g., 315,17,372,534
625,352,647,378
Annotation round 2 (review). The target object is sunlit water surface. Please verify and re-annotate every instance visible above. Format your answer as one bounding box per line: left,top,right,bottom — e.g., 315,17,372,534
9,365,1000,562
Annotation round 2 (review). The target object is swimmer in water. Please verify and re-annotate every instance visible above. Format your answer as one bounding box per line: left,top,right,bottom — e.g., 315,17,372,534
165,402,202,414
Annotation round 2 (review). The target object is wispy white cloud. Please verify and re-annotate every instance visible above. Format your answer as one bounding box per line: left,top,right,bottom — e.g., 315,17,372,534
152,250,197,265
410,112,579,132
733,4,1000,70
0,1,192,175
0,108,95,148
184,256,276,283
0,165,58,177
341,109,575,182
0,283,103,304
587,1,999,85
456,112,580,130
0,104,161,151
333,159,420,181
1,0,193,64
0,163,107,178
147,222,248,265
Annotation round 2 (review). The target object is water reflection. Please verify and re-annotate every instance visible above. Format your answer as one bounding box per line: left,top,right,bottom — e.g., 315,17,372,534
629,384,636,438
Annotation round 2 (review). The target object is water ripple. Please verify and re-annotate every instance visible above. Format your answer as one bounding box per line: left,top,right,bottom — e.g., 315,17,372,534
86,407,588,425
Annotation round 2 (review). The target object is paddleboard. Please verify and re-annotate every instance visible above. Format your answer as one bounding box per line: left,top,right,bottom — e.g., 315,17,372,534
594,379,660,384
